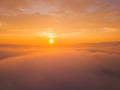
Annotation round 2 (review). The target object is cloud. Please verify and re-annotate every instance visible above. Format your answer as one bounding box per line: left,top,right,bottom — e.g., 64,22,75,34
88,49,120,55
0,44,120,90
0,0,29,15
99,68,120,79
0,0,120,42
0,44,32,60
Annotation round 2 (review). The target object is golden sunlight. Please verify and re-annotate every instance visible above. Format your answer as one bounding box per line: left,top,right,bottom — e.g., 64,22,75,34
49,38,54,44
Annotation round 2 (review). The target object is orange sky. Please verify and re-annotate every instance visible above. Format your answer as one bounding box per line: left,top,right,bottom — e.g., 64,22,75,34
0,0,120,45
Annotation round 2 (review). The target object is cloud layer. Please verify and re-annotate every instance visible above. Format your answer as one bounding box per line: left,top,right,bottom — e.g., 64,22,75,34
0,43,120,90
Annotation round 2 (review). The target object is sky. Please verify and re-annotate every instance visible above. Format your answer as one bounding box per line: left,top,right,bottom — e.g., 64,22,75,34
0,1,120,89
0,0,120,45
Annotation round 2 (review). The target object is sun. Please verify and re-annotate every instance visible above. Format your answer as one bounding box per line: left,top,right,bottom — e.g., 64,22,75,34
49,38,54,44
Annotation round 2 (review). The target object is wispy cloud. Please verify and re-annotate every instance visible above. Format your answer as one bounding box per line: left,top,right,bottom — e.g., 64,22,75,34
0,0,120,43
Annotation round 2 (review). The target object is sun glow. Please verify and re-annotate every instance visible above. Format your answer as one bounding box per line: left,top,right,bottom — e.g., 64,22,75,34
49,38,54,44
40,30,56,44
